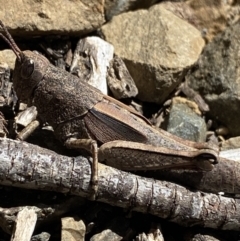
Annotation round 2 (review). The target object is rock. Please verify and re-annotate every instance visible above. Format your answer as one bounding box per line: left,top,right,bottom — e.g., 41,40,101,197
91,216,133,241
0,0,104,36
101,5,205,104
161,0,240,42
105,0,158,20
159,1,199,30
167,97,207,142
0,50,16,70
40,36,72,69
185,0,240,42
221,137,240,151
70,36,114,95
107,55,138,99
61,217,86,241
186,22,240,136
31,232,50,241
91,229,123,241
136,223,164,241
186,233,220,241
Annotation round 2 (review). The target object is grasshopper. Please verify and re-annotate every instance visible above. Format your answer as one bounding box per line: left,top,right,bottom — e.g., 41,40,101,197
0,21,218,199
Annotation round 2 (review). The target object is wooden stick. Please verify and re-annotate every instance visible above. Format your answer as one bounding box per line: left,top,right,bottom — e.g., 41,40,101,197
10,207,37,241
0,137,240,231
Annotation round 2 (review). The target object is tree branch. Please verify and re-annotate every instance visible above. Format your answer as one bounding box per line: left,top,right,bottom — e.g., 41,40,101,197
0,138,240,231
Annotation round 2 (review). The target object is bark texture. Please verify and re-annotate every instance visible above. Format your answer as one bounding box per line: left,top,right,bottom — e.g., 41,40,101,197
0,138,240,231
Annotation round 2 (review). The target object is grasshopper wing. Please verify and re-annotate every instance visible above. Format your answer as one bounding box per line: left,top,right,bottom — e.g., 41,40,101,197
84,102,147,144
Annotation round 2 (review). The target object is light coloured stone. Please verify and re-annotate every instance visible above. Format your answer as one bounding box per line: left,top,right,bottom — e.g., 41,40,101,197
101,5,205,104
0,50,16,69
0,0,104,36
61,217,85,241
221,137,240,151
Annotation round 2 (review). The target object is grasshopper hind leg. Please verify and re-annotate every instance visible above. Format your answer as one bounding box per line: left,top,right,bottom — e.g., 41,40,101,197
65,138,98,200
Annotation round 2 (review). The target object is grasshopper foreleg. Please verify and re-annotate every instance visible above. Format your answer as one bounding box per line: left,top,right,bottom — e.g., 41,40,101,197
65,138,98,200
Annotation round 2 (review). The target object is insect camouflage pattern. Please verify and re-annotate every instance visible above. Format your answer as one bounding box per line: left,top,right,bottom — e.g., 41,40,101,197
0,21,219,199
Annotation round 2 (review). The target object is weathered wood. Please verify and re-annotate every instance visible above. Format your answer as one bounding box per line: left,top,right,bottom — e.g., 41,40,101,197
10,207,37,241
0,111,7,137
0,206,55,235
70,36,114,95
14,106,38,128
0,138,240,231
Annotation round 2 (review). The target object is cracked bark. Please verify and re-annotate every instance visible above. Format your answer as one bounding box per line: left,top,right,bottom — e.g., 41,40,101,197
0,138,240,231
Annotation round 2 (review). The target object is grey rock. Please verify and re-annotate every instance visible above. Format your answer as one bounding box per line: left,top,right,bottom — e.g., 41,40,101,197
186,22,240,136
105,0,158,20
167,97,207,142
107,55,138,99
31,232,50,241
189,233,221,241
90,229,122,241
0,0,104,36
101,5,204,104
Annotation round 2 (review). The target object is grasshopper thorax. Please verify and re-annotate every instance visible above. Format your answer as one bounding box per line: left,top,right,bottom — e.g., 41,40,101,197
0,21,50,102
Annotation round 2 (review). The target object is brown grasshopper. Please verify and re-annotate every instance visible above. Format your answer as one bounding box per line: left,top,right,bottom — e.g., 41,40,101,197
0,21,218,199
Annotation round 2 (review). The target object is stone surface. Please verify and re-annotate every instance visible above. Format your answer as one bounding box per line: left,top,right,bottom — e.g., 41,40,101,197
31,232,50,241
101,4,205,104
221,137,240,151
107,55,138,99
61,217,85,241
91,229,123,241
0,50,16,70
105,0,158,20
167,97,207,142
91,216,132,241
185,0,240,42
186,22,240,136
160,1,198,29
0,0,104,36
161,0,240,42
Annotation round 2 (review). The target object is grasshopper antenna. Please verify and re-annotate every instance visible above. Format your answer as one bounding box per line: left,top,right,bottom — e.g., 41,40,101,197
0,20,22,61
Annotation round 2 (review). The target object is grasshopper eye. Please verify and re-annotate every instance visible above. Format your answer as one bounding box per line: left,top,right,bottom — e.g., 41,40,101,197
21,58,34,79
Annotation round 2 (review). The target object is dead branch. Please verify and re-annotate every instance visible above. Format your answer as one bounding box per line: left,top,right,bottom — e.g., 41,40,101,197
0,138,240,231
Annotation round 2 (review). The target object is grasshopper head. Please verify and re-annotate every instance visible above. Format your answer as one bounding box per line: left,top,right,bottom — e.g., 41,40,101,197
13,50,49,102
0,21,49,102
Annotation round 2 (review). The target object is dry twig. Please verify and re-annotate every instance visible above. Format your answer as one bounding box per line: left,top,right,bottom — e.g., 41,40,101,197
0,138,240,231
